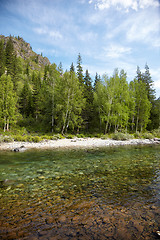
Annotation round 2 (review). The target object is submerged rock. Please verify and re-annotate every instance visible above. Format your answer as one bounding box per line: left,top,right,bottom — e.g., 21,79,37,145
13,146,26,152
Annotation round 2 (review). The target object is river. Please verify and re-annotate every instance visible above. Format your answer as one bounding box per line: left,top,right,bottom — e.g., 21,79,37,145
0,145,160,239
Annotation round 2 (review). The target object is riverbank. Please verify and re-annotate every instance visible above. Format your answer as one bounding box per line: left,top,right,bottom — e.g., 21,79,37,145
0,137,159,151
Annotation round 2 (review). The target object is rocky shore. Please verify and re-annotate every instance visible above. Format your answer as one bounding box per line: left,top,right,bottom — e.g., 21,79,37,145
0,138,159,151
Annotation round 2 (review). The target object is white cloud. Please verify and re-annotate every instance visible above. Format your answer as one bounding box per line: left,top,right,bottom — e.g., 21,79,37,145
34,27,62,40
139,0,159,9
149,68,160,98
91,0,160,11
104,44,132,58
103,7,160,49
126,10,160,47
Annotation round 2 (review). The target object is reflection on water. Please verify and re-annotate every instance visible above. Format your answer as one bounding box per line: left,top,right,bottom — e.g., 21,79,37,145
0,145,160,239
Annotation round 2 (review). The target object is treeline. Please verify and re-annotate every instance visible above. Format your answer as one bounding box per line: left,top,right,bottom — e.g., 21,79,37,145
0,36,160,134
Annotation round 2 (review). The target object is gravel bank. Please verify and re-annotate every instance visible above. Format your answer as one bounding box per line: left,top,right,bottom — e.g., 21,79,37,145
0,138,159,151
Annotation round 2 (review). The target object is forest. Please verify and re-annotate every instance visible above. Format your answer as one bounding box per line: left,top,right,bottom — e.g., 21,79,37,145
0,35,160,138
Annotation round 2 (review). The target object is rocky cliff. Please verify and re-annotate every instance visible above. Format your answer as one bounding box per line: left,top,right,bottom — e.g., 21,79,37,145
0,35,51,69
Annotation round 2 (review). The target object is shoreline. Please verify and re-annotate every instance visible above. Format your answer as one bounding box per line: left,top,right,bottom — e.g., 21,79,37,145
0,138,159,151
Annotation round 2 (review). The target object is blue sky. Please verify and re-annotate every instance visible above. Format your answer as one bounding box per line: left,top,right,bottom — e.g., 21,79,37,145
0,0,160,98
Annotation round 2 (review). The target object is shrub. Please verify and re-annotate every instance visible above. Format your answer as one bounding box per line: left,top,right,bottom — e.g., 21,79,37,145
32,136,43,143
134,131,141,139
53,134,65,139
152,128,160,138
141,132,154,139
42,135,53,140
76,134,85,138
101,134,109,140
13,135,26,142
65,134,74,139
95,133,103,138
0,135,14,143
112,132,133,141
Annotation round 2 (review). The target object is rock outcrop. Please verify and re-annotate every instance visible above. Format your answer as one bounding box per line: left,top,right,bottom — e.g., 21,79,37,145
0,35,51,69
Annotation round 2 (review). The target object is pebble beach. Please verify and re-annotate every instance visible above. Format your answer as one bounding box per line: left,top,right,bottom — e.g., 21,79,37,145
0,137,159,151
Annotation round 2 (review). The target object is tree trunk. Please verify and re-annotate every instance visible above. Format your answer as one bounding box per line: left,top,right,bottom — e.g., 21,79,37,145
62,89,71,135
105,111,110,134
136,106,140,133
4,117,6,132
7,118,9,131
131,116,134,131
51,81,54,133
51,115,54,133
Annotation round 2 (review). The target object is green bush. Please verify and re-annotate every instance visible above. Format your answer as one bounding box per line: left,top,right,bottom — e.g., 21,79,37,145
112,132,133,141
32,136,43,142
141,132,154,139
76,133,85,138
0,135,14,143
152,128,160,138
101,134,109,140
65,134,74,139
94,133,103,138
42,135,52,140
53,134,65,139
134,131,141,139
13,135,27,142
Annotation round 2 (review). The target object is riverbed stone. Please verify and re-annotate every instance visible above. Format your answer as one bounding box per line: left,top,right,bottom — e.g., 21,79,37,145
46,216,54,224
38,176,45,180
58,215,66,223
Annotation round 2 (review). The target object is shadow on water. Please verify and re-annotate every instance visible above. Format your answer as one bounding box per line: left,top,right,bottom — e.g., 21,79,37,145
0,145,160,239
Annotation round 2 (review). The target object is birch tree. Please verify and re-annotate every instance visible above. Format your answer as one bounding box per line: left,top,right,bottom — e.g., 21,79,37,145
56,71,84,134
0,74,17,131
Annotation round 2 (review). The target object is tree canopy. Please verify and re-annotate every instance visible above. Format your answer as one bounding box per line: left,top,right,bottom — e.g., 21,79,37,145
0,36,158,134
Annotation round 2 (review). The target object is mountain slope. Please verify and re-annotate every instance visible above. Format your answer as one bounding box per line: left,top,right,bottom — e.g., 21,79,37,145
0,35,51,70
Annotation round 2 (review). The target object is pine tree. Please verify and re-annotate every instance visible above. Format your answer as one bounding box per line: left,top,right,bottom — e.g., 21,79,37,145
93,72,100,90
5,36,15,77
25,62,30,76
0,39,5,77
76,53,84,85
32,72,42,120
134,79,151,132
136,66,143,82
58,62,63,75
5,36,19,90
19,80,33,117
83,69,94,131
142,64,156,130
142,63,156,103
70,62,75,72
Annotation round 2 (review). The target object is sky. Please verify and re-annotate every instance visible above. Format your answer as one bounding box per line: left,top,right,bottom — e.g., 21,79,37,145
0,0,160,98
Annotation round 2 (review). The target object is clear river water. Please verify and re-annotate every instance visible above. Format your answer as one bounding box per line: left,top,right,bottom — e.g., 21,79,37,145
0,145,160,239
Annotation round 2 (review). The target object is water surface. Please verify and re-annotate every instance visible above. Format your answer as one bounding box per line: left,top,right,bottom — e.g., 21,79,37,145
0,145,160,239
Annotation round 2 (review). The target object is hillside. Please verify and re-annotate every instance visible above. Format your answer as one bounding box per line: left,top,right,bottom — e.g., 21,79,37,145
0,35,51,70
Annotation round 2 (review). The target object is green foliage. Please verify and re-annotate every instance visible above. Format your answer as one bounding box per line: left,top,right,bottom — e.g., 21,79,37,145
134,131,141,139
64,134,74,139
52,134,65,139
0,135,14,143
76,53,84,85
0,74,18,131
0,36,158,137
134,131,154,139
112,132,134,141
141,132,154,139
76,133,85,138
152,128,160,138
0,39,5,76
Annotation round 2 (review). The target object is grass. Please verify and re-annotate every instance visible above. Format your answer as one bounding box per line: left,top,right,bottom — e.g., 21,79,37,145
0,128,159,143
